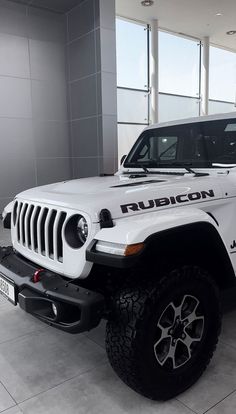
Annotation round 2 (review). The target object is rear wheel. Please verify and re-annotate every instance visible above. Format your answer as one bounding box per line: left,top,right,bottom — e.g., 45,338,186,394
106,266,221,400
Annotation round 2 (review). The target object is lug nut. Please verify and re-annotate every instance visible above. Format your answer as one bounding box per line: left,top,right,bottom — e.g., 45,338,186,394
169,329,173,335
182,333,186,339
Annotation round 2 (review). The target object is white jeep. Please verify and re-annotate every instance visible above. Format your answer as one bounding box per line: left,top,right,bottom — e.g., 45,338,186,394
1,112,236,400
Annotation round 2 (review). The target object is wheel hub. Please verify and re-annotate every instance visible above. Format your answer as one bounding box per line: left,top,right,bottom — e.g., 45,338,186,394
170,318,185,340
154,294,205,370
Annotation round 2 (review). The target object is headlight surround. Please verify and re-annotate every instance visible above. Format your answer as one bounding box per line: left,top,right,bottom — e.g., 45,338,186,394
65,214,89,248
77,216,88,244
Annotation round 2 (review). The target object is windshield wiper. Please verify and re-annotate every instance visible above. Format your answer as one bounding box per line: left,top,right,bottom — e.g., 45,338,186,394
124,161,209,176
125,162,184,175
140,164,150,173
160,162,209,177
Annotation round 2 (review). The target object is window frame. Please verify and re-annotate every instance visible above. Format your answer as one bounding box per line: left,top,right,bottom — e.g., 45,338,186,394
116,17,150,128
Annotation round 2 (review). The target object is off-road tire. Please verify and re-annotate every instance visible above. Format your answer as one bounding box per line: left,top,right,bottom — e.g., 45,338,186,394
106,266,221,400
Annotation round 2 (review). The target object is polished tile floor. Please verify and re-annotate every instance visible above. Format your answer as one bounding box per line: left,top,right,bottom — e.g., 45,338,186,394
0,224,236,413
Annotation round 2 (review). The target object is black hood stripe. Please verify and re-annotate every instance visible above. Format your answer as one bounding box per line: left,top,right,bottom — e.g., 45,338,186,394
111,180,165,188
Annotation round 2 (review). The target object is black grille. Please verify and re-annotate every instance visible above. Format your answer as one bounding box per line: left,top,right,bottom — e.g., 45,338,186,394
14,201,67,262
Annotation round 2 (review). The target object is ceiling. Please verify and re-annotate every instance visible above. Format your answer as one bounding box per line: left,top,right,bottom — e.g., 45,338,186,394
8,0,82,13
116,0,236,51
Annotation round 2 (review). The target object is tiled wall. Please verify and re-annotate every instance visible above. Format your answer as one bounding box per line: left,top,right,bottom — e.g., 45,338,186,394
97,0,118,174
0,0,70,212
67,0,117,177
0,0,118,212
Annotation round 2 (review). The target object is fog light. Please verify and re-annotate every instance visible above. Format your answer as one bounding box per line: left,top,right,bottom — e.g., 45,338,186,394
51,302,67,322
52,303,58,317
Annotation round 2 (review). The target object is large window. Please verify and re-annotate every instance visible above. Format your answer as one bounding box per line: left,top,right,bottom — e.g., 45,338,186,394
159,32,200,97
117,124,145,163
158,94,199,123
116,18,149,161
158,31,201,123
116,18,236,163
116,19,148,90
209,46,236,114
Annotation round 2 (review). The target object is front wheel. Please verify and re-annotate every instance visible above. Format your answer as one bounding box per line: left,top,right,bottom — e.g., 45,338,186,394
106,266,221,400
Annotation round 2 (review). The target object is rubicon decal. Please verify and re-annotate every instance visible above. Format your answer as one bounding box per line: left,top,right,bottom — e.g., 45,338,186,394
120,190,215,214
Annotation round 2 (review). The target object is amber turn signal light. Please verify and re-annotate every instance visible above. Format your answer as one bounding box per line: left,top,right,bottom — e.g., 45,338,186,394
124,243,144,256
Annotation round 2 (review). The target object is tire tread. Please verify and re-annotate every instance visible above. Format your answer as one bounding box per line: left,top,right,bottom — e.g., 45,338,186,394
106,266,221,400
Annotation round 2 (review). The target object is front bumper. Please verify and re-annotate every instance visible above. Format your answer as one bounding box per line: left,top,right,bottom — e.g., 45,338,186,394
0,247,105,334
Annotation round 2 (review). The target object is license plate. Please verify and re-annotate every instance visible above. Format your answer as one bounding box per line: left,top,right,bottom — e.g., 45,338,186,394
0,273,16,305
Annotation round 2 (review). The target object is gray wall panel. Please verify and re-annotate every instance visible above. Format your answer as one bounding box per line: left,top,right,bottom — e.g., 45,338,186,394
95,28,101,72
31,80,68,121
0,33,30,78
67,0,94,41
68,32,96,81
0,157,35,197
67,0,117,177
30,0,82,13
101,114,118,159
99,156,117,174
0,0,28,37
71,117,98,157
0,76,32,118
100,72,117,116
99,28,116,73
2,0,83,13
33,121,70,158
0,118,34,159
70,75,97,120
28,6,66,42
99,0,116,30
29,39,66,81
0,1,70,212
72,157,99,179
36,158,71,186
94,0,100,29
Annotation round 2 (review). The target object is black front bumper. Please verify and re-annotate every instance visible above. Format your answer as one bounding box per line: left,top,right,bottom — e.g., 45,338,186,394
0,247,105,334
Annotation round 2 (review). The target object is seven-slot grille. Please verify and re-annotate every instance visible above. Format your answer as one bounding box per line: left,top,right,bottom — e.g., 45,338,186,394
13,201,67,262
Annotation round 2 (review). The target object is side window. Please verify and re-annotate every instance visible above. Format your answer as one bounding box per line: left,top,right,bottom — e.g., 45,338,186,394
136,138,153,161
202,119,236,163
180,124,205,162
137,135,178,162
136,136,158,162
158,136,178,161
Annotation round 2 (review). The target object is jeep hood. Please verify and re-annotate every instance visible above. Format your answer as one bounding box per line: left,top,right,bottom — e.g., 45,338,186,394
16,174,222,222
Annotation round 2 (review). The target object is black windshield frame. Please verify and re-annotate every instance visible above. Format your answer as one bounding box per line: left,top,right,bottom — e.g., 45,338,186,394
124,118,236,169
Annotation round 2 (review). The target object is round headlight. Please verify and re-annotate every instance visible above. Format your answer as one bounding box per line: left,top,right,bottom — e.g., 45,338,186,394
77,216,88,244
65,214,89,248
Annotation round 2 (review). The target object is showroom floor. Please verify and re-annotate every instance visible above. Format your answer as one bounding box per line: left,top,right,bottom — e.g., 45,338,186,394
0,224,236,413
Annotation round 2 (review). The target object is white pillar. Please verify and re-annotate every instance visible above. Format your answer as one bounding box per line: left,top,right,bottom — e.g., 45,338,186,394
201,36,210,116
150,19,159,124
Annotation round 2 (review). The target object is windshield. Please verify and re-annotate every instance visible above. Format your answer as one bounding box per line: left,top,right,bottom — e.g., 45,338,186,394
124,118,236,169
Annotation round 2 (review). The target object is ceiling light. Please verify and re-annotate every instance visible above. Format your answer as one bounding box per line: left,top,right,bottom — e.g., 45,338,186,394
226,30,236,35
215,12,222,16
141,0,154,6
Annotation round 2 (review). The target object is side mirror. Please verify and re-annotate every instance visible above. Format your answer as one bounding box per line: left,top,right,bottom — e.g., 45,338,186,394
120,155,127,165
